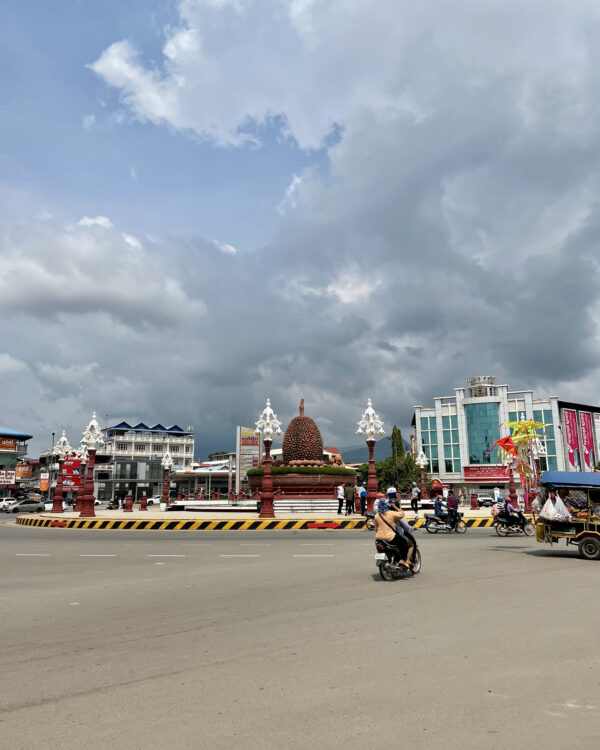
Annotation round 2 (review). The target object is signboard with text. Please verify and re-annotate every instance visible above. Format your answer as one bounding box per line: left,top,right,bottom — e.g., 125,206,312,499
563,409,581,470
235,426,261,493
62,458,82,489
0,438,16,452
0,470,16,486
579,412,595,471
464,466,509,481
16,464,32,479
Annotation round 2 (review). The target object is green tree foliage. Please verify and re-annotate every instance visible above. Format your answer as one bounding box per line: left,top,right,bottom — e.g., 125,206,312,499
358,425,423,492
207,451,229,460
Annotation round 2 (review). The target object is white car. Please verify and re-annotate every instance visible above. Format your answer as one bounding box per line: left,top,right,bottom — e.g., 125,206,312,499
477,494,496,507
0,497,18,512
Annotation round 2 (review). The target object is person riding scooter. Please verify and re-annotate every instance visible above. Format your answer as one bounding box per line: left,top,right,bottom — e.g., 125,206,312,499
505,497,526,530
434,493,448,523
374,501,410,568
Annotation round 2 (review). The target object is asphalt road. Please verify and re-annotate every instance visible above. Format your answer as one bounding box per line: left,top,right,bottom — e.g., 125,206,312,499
1,522,599,750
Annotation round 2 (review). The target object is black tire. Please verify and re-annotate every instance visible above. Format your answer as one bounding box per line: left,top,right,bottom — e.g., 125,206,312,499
424,520,438,534
579,537,600,561
523,522,535,537
410,548,421,574
455,520,467,534
379,561,394,580
496,523,509,537
366,518,375,531
12,507,19,513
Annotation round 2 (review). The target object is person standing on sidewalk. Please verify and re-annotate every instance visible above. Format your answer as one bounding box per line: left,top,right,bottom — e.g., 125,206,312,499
344,482,355,515
337,483,345,515
410,482,421,514
359,483,367,515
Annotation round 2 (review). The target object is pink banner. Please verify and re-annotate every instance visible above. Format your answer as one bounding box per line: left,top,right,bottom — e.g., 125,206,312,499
563,409,581,470
579,412,595,470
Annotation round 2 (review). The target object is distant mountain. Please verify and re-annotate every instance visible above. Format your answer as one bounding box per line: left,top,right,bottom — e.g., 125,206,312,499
338,438,410,464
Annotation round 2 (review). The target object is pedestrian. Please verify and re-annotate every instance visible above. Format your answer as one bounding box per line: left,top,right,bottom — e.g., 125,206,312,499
337,483,345,515
410,482,421,514
344,482,355,515
359,483,367,515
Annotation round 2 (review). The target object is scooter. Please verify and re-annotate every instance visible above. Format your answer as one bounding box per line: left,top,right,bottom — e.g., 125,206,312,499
494,513,535,537
375,536,421,580
423,512,467,534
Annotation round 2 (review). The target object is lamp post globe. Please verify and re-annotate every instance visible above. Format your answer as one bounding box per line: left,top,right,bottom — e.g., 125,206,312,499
356,398,385,514
50,431,72,514
415,449,430,500
254,399,283,519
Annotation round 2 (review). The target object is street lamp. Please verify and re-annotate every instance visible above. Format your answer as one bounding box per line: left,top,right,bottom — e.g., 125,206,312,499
50,431,72,514
356,398,385,513
161,450,174,509
76,412,104,518
415,450,430,500
254,398,283,518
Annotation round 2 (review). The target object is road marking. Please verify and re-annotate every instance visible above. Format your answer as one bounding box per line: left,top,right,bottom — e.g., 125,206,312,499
300,543,334,546
293,554,334,557
79,554,117,557
147,554,186,557
239,543,271,546
15,553,51,556
219,554,261,558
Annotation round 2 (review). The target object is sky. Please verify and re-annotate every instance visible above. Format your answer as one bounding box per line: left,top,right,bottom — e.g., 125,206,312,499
2,0,600,458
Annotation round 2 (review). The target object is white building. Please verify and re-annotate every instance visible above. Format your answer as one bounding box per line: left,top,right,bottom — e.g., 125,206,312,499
413,376,600,495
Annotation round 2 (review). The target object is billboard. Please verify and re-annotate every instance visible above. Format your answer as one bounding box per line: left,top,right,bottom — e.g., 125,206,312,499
235,426,261,493
563,409,581,470
579,412,595,471
16,464,32,479
0,470,16,486
464,466,509,481
0,438,16,452
39,472,49,492
62,458,82,489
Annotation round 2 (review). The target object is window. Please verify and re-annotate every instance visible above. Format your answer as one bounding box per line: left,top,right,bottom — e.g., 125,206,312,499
420,416,439,473
169,445,180,453
185,446,191,453
135,444,146,452
117,443,127,451
465,402,499,465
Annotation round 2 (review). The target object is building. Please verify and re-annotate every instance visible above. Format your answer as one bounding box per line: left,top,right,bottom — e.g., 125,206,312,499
0,426,32,497
94,421,195,501
413,375,600,495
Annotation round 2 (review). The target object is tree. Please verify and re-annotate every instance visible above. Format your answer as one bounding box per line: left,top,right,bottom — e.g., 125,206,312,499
357,427,423,493
207,451,229,461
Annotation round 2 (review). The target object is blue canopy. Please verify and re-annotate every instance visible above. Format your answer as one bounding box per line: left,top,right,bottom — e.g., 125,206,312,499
541,471,600,489
0,426,32,440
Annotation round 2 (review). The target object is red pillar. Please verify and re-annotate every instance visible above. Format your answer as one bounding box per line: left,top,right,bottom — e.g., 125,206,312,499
420,466,430,500
124,492,133,512
508,467,519,507
194,488,199,501
78,449,97,518
177,487,182,501
140,492,148,511
470,492,479,510
185,489,189,502
161,468,170,505
366,439,378,513
259,439,275,518
51,459,65,513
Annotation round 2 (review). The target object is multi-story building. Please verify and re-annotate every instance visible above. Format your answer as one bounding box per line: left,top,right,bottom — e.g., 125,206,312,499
0,426,32,498
413,375,600,495
94,421,195,501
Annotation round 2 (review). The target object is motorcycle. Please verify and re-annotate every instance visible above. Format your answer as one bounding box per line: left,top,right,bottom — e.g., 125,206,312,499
494,514,535,537
365,512,375,531
106,499,120,510
423,512,467,534
374,536,421,580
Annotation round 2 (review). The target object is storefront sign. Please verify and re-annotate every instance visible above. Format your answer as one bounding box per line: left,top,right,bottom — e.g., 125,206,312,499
430,479,445,490
563,409,581,470
464,466,509,481
0,438,16,451
235,426,261,493
579,412,595,471
0,470,16,486
16,464,32,479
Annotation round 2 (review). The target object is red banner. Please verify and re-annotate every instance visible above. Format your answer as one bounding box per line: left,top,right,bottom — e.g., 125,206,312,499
579,412,595,470
62,458,82,488
464,466,509,481
563,409,581,470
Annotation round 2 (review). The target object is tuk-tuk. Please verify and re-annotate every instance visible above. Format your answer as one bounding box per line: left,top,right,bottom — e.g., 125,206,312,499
537,471,600,560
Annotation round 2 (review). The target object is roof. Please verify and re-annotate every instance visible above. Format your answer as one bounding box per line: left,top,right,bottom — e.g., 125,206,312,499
105,421,192,435
0,426,33,440
541,471,600,489
324,446,341,455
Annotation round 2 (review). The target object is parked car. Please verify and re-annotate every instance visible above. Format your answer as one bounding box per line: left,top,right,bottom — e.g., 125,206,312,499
477,494,496,507
10,498,45,513
147,496,164,506
0,497,18,512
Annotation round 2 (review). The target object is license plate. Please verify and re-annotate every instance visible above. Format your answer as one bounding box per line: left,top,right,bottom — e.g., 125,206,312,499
375,552,386,560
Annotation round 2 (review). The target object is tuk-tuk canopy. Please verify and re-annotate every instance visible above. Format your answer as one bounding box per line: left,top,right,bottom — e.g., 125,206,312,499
540,471,600,490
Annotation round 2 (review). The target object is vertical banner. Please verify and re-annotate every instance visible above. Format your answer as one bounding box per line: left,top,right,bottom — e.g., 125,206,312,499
563,409,581,471
595,414,600,468
235,426,261,494
39,472,49,492
62,457,82,489
579,412,595,471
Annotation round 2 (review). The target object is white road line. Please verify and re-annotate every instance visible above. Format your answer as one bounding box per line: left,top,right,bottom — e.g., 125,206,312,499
219,554,261,558
293,554,335,558
79,554,117,557
15,553,50,557
147,554,186,557
300,543,334,546
239,543,271,546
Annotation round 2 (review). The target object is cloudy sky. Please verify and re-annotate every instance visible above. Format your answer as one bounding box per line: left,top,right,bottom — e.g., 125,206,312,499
2,0,600,457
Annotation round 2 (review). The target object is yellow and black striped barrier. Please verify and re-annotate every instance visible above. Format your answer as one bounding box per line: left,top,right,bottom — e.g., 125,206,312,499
15,515,504,531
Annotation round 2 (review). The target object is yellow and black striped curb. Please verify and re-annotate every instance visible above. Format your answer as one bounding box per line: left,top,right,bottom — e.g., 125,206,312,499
14,515,521,531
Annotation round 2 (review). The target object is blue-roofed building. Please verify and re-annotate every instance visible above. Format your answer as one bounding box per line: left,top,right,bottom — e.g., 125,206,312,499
413,375,600,498
94,421,195,502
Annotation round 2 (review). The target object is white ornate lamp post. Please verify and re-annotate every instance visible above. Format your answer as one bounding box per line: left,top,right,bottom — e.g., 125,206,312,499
415,450,430,501
77,413,104,518
50,431,72,514
255,399,283,518
161,450,174,510
356,398,385,514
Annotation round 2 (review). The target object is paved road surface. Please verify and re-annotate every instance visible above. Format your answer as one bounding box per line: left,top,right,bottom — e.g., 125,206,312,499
1,522,599,749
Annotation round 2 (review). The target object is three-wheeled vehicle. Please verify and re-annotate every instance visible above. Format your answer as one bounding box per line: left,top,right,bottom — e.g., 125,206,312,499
536,471,600,560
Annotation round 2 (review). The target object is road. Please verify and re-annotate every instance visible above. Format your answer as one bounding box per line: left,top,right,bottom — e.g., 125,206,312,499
1,522,599,750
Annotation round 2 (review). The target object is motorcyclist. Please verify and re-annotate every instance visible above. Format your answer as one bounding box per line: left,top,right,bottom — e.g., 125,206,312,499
505,497,525,530
388,499,417,563
434,493,448,523
374,501,410,567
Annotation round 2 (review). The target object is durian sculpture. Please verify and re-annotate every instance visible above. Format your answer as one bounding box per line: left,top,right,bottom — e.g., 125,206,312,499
282,399,324,465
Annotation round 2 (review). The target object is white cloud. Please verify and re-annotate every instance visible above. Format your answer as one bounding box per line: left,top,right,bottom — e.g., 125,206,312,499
77,215,113,228
82,113,96,130
122,233,143,249
277,173,304,215
214,240,237,255
129,165,138,181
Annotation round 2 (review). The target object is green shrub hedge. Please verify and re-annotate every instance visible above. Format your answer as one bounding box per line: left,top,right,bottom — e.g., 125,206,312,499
247,465,357,477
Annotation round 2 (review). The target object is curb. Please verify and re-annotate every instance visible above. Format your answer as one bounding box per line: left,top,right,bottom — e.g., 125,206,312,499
15,515,506,531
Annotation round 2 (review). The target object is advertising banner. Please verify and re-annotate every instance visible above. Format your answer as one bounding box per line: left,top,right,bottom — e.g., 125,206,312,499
39,472,49,492
563,409,581,470
0,438,16,451
0,470,16,486
464,466,509,481
16,464,32,479
62,458,82,489
595,414,600,466
579,412,595,471
235,426,261,494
